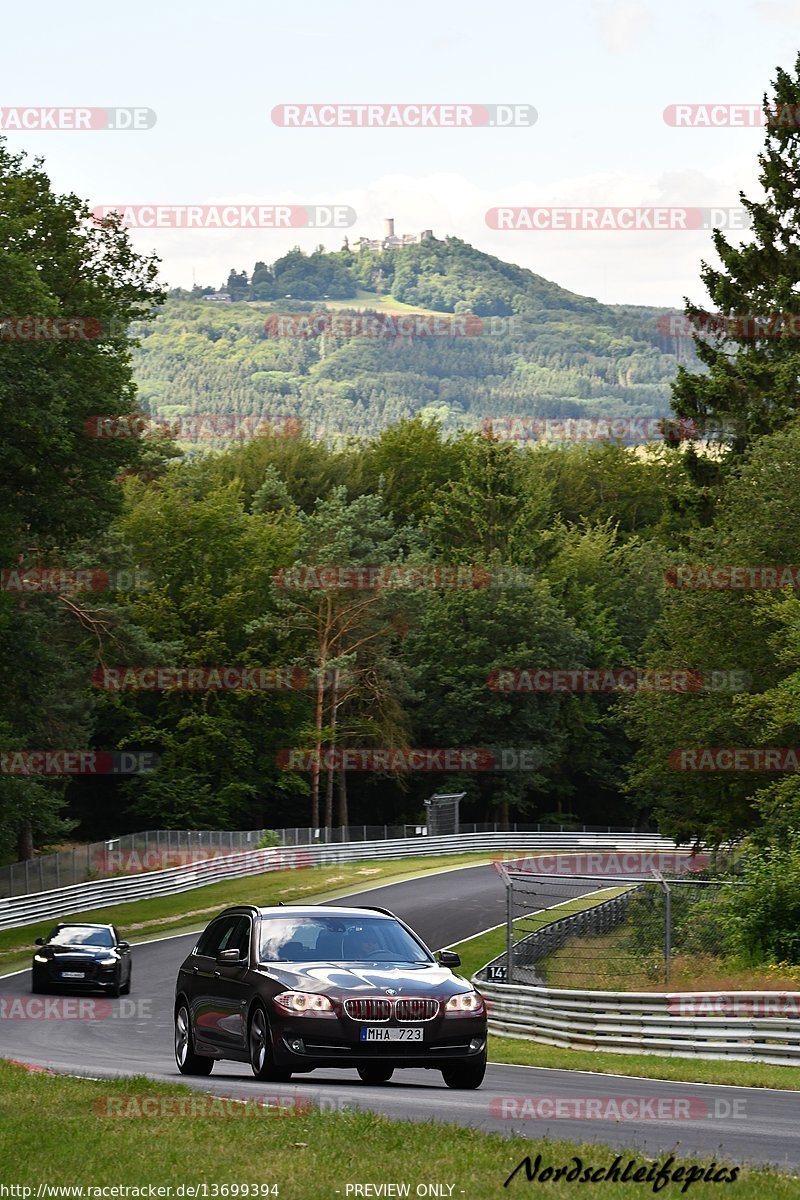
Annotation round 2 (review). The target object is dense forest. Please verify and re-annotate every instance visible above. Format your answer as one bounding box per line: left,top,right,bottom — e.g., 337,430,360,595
131,239,699,443
4,54,800,867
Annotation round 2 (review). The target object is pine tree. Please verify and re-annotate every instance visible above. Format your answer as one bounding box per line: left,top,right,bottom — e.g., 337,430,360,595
672,55,800,449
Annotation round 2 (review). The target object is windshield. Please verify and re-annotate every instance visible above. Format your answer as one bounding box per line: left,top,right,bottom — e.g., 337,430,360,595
49,926,114,948
258,916,432,964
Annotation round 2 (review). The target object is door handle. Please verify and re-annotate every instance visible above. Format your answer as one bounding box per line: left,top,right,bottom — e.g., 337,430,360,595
214,970,221,978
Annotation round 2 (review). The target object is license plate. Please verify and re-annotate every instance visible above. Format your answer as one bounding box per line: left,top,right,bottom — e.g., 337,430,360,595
61,971,84,979
360,1027,423,1042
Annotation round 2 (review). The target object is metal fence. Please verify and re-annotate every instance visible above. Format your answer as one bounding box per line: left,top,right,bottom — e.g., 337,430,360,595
489,858,736,987
0,830,677,931
0,822,650,899
473,872,800,1066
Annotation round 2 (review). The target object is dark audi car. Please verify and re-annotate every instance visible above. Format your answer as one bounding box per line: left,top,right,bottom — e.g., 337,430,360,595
32,922,132,996
174,904,487,1088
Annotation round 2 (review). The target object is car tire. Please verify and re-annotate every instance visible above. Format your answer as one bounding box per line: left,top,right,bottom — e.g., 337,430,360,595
175,1003,213,1076
357,1065,394,1084
120,967,131,996
31,976,46,994
441,1054,486,1090
108,971,122,999
248,1004,292,1082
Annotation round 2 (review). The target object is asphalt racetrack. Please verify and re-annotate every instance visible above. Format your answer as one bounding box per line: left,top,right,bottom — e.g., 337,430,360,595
1,864,798,1172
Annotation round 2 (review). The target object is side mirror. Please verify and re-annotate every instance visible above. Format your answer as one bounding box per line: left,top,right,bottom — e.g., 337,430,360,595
217,948,246,965
118,941,130,952
34,937,45,946
438,950,461,968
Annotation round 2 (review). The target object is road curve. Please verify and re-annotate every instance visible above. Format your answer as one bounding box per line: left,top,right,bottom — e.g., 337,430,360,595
0,865,798,1173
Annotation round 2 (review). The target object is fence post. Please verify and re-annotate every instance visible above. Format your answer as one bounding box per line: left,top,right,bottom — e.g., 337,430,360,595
506,878,514,986
664,883,672,985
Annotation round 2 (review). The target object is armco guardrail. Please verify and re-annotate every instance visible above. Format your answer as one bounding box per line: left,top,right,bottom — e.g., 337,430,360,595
475,978,800,1066
0,831,678,932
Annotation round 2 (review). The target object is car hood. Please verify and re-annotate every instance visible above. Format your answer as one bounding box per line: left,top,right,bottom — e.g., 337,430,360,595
256,962,471,998
40,946,116,959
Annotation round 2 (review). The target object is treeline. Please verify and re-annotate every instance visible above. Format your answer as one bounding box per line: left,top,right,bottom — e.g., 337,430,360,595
133,292,695,442
11,411,800,855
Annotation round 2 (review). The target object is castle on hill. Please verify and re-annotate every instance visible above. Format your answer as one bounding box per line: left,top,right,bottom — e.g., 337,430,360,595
354,218,433,253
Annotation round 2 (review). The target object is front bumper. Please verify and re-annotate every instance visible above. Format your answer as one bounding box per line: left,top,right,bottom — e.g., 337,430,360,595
270,1011,487,1069
33,961,120,990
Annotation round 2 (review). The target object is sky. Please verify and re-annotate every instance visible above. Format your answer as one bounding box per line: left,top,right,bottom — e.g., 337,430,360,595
2,0,799,306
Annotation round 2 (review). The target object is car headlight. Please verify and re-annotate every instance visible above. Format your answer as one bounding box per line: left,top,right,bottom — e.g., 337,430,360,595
33,954,48,964
273,991,336,1018
98,957,118,966
445,990,484,1016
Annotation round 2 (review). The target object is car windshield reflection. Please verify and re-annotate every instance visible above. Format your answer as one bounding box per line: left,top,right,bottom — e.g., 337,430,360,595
258,916,431,964
49,926,115,948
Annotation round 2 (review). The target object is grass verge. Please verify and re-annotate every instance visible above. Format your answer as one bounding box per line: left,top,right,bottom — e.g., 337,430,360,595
0,1060,791,1196
487,1035,800,1092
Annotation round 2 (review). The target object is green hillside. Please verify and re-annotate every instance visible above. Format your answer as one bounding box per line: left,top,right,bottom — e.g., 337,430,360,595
131,237,697,441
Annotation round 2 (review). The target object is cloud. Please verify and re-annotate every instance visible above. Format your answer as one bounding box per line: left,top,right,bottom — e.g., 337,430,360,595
749,0,800,22
591,1,655,52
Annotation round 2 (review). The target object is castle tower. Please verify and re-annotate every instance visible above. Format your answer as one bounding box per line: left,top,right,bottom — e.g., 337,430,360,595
384,217,395,238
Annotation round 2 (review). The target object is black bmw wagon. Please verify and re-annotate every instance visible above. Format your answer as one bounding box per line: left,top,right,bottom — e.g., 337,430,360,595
174,904,487,1088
